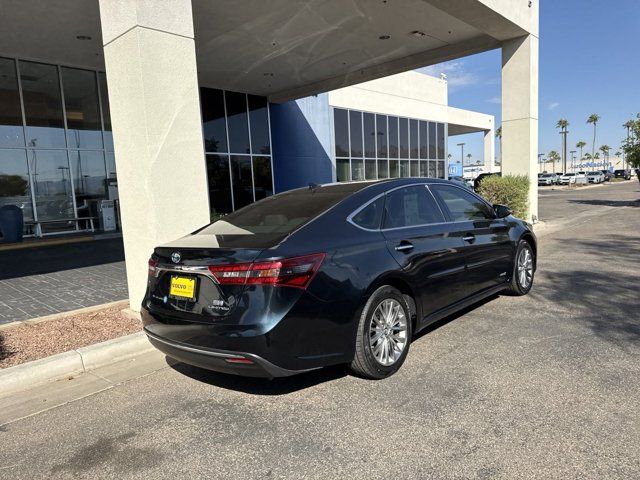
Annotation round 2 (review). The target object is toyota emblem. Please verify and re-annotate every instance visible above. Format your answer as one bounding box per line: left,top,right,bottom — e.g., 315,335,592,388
171,252,181,264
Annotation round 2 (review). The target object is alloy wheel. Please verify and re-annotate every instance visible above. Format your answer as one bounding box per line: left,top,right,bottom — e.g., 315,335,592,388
369,299,408,366
517,246,534,289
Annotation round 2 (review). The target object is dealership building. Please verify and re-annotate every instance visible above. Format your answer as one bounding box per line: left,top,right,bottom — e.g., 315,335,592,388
0,0,538,309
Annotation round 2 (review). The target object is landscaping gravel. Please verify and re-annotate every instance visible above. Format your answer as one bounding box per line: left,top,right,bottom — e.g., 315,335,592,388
0,304,140,369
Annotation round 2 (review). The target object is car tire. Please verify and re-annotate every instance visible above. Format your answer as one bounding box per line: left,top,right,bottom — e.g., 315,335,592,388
350,286,412,380
504,239,535,296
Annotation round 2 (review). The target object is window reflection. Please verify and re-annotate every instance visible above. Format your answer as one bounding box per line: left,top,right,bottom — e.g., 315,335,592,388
98,72,113,151
62,67,102,149
248,95,270,155
207,154,232,215
252,156,273,201
201,88,227,153
226,91,250,154
0,149,33,223
20,61,66,148
70,150,106,200
28,149,75,232
231,155,253,209
0,57,24,147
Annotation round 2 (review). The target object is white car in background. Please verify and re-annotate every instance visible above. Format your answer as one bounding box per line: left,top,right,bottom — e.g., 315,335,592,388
586,171,604,184
559,172,588,185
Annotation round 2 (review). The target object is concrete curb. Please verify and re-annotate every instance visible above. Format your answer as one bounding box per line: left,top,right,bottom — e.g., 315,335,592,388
0,331,153,396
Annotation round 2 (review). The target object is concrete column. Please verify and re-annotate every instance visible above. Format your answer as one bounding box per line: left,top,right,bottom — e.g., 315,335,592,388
484,128,495,173
501,34,539,221
99,0,210,310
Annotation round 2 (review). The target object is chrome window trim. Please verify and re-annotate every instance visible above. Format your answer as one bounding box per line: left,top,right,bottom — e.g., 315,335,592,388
346,181,497,233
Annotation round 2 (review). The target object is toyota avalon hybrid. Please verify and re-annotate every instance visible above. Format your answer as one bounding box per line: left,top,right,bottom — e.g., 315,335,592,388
142,178,536,380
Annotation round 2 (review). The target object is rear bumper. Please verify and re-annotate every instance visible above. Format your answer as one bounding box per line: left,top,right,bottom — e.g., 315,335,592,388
145,328,317,378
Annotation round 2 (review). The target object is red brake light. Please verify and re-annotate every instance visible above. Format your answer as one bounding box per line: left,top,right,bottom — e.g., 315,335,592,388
208,253,325,289
148,258,159,277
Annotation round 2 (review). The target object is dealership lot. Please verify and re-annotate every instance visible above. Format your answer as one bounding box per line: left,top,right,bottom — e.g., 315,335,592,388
1,182,639,479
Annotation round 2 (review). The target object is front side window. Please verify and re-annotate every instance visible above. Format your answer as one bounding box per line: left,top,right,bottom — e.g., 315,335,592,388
430,185,494,222
382,185,444,229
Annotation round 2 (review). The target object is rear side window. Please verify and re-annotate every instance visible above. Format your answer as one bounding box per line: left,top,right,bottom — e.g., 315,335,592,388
351,197,384,230
382,186,445,229
198,187,354,235
430,185,494,222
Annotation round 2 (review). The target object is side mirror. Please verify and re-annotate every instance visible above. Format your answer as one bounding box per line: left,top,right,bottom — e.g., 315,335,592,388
494,204,513,218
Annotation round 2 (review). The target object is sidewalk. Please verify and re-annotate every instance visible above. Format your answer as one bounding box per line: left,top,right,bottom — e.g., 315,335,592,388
0,237,128,325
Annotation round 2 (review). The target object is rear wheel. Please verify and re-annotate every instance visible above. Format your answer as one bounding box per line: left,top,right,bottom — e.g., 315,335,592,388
350,286,412,379
504,239,535,296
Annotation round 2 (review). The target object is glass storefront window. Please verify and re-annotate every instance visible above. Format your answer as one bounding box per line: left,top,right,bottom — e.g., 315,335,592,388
409,119,418,159
0,149,33,223
388,116,398,158
351,158,364,181
437,123,445,159
98,72,113,151
206,154,232,215
200,88,274,215
62,67,102,149
336,158,349,182
363,113,375,158
399,117,409,158
226,91,250,154
0,58,24,147
252,156,273,201
20,61,66,148
419,120,428,159
248,95,270,155
28,149,75,232
428,122,437,159
334,109,349,157
349,111,363,157
231,155,253,209
333,108,448,182
376,114,387,158
201,88,227,153
70,150,106,201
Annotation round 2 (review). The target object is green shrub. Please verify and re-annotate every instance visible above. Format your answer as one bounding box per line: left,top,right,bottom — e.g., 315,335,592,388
477,174,529,220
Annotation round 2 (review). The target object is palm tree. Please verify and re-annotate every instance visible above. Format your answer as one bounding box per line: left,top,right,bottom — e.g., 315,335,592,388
576,140,587,160
548,150,560,172
587,114,600,160
466,153,472,166
495,126,502,164
556,119,569,171
599,145,611,171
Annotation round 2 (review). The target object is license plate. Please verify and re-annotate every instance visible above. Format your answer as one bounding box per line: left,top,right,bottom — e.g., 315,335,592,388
169,276,196,301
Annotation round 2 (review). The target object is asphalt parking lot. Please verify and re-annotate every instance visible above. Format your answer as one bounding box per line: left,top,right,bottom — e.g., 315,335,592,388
1,181,639,479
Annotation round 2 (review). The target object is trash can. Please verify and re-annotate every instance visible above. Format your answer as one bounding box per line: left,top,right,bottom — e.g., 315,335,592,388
0,205,24,243
100,200,117,232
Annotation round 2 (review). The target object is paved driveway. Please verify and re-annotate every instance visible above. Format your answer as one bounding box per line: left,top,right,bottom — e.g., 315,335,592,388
1,181,638,479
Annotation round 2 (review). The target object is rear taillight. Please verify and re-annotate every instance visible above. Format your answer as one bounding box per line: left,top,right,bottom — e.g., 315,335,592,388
208,253,325,289
148,258,159,277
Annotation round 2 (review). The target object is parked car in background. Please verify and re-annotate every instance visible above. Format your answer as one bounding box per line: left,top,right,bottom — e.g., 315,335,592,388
449,176,473,190
558,173,576,185
614,169,632,180
142,178,536,379
473,172,501,192
600,170,613,182
538,173,556,186
586,171,604,184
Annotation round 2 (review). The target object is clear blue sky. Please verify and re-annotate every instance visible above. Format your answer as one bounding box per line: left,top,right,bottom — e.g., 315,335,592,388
418,0,640,166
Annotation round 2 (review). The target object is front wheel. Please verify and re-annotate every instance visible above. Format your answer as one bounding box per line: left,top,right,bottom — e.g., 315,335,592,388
504,239,535,296
350,286,412,379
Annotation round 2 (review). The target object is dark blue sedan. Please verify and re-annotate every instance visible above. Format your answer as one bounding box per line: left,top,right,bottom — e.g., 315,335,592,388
142,178,536,379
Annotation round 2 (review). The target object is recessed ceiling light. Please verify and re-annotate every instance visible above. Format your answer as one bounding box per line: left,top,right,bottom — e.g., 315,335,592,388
379,34,391,40
76,35,92,40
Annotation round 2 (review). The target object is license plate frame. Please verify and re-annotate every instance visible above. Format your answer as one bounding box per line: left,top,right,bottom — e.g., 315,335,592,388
169,275,197,302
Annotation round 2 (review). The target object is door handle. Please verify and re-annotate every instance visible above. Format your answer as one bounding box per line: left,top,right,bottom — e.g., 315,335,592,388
462,234,476,243
395,242,414,252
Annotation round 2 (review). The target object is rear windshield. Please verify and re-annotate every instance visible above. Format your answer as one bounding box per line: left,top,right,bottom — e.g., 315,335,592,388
565,173,575,176
197,186,357,235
